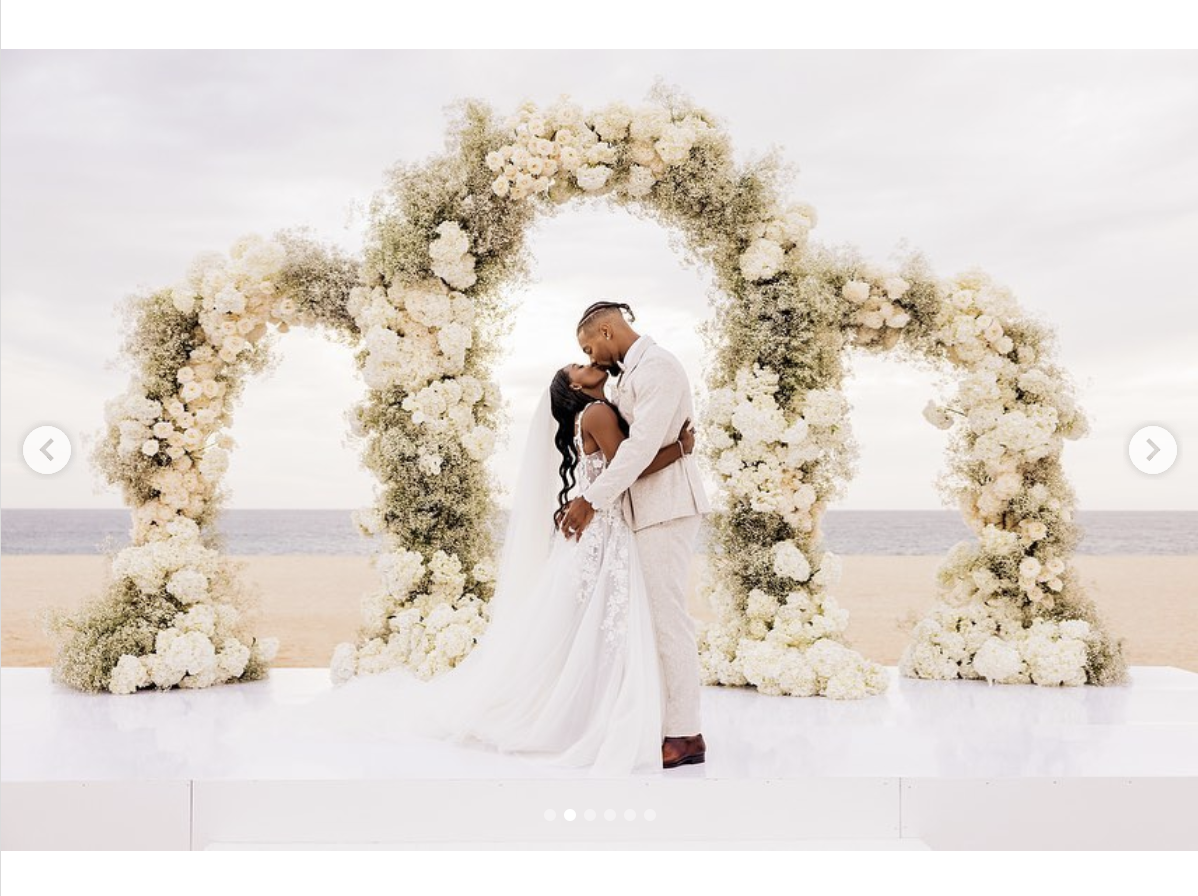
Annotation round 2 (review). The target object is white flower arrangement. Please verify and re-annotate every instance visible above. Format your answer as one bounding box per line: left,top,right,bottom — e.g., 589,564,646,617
68,214,500,693
840,274,913,349
65,82,1125,700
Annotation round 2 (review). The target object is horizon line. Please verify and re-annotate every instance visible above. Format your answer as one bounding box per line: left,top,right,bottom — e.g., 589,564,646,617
3,507,1195,514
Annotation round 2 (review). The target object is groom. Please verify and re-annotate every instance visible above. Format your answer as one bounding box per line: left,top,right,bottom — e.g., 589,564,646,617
559,300,712,769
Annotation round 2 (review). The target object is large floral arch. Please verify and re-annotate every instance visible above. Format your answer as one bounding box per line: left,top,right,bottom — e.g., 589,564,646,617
52,81,1127,699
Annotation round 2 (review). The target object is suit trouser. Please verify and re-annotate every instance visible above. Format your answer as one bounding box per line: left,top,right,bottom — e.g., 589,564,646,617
633,512,703,737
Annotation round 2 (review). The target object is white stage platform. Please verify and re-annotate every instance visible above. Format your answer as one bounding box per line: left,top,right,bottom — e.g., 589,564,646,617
3,665,1196,850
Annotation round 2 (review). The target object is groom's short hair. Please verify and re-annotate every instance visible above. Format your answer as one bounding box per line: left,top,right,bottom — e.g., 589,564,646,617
577,301,635,333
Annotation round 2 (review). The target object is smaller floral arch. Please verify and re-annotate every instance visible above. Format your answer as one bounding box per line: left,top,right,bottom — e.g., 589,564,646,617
54,80,1127,699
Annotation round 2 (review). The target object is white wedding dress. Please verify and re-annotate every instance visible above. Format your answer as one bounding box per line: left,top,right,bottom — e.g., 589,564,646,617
221,394,664,778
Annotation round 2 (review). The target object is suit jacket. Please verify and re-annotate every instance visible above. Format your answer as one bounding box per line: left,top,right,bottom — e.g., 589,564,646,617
580,334,711,532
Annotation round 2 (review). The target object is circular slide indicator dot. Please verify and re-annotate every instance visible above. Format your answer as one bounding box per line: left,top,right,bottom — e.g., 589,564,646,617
624,808,637,821
23,425,72,475
644,808,656,822
543,809,556,822
1128,425,1177,475
604,809,616,821
563,808,576,822
584,808,596,821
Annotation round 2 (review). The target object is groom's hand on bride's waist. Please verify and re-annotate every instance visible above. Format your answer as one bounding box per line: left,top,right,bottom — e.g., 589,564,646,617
559,496,595,541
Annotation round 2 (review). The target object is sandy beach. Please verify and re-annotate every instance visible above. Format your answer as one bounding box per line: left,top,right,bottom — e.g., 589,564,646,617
2,554,1194,672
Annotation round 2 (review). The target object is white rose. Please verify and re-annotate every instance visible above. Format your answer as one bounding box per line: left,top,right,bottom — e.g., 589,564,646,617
1018,556,1042,580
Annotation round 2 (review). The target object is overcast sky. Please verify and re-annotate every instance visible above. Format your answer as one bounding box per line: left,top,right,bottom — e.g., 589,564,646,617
2,50,1195,512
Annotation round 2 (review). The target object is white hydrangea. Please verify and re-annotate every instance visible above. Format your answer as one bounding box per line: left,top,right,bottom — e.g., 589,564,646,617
746,588,779,621
1020,622,1088,686
109,654,151,695
158,629,217,677
972,636,1024,684
378,549,425,598
176,603,216,635
400,279,455,328
428,550,467,602
144,653,186,689
165,568,209,604
429,221,478,290
772,541,812,582
216,639,252,678
739,237,785,282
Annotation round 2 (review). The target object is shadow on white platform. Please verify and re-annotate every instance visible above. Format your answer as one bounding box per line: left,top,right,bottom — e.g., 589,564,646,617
2,665,1196,850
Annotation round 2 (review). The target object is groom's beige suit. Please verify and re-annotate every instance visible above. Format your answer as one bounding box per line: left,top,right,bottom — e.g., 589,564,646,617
580,334,710,737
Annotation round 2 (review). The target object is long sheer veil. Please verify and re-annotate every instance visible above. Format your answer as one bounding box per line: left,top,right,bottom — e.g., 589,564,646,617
488,386,559,616
215,384,572,770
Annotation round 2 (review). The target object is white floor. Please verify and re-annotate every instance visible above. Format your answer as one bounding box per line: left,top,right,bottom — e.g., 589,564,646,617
3,665,1196,781
2,665,1196,849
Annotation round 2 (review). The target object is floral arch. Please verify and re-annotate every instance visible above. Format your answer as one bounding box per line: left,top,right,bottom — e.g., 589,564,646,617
53,81,1128,699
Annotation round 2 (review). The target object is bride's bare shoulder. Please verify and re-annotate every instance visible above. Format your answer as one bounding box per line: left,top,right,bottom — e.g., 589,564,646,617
579,401,619,435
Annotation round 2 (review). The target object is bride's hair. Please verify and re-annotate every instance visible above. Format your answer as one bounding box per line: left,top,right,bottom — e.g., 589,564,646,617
548,366,629,529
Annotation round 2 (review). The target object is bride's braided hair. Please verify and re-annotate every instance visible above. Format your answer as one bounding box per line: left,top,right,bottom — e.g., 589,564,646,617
548,366,629,530
577,300,635,333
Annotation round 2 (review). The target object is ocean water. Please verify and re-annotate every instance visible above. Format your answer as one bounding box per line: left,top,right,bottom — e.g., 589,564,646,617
1,509,1194,556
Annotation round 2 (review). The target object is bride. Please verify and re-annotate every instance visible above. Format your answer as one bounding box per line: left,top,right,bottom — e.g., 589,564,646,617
223,362,694,778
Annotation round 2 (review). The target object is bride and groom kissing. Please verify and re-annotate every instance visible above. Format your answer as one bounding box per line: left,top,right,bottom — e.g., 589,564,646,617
552,299,711,771
230,300,711,778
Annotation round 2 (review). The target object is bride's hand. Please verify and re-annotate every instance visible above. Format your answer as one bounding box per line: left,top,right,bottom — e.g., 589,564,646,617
678,419,695,455
559,496,595,541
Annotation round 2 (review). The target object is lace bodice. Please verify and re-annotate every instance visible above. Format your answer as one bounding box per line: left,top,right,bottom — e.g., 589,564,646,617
572,401,629,651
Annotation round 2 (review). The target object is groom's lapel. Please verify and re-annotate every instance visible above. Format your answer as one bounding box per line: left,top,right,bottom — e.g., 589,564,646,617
616,335,654,394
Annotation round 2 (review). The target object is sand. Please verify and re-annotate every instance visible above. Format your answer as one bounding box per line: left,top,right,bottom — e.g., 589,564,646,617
2,554,1194,672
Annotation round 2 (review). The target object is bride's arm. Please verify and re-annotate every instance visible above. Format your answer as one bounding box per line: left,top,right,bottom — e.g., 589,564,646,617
583,403,694,480
639,419,694,478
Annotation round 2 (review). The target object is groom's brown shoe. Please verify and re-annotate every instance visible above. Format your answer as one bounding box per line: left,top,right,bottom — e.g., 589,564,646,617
662,734,706,768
